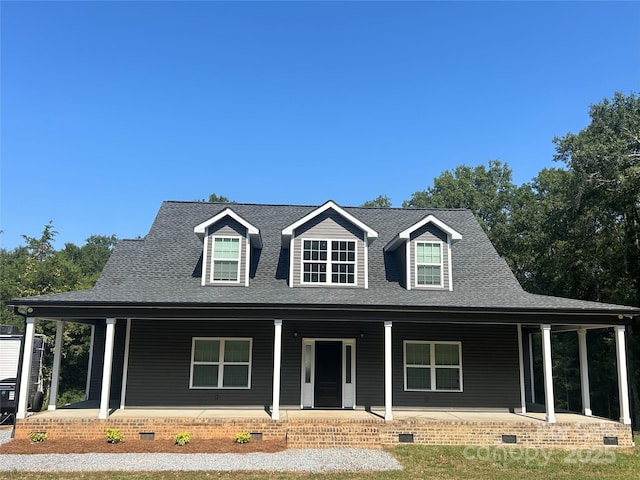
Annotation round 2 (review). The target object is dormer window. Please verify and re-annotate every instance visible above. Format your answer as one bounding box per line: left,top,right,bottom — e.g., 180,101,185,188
194,208,262,287
302,239,356,285
212,237,241,282
384,214,462,291
416,242,442,287
281,201,378,289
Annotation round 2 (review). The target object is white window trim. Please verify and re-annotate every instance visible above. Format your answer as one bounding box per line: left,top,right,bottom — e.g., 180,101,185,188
403,340,463,392
300,238,358,286
210,236,242,284
189,337,253,389
414,241,444,289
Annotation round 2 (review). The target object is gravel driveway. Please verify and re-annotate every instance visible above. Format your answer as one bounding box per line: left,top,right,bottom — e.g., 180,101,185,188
0,429,401,473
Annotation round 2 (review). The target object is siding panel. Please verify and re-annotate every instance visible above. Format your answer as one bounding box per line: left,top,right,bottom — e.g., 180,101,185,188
125,320,273,407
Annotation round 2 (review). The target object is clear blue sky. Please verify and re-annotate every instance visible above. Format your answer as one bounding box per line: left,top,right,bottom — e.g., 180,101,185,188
2,1,639,250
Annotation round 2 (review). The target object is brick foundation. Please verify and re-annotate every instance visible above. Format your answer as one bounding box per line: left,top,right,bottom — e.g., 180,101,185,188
14,416,633,449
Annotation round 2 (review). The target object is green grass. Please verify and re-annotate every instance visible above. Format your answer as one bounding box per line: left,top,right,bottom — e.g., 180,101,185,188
0,436,638,480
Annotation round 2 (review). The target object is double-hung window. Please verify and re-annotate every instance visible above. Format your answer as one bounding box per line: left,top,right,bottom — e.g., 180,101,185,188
190,338,252,389
416,242,442,287
404,341,462,391
302,239,356,285
211,237,240,282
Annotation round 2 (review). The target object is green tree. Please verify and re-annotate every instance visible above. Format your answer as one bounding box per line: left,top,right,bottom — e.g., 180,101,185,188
361,195,392,208
402,160,519,263
195,193,234,203
552,92,640,426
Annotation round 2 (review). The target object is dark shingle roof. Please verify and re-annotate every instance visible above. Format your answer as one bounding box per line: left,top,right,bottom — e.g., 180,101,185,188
12,201,639,315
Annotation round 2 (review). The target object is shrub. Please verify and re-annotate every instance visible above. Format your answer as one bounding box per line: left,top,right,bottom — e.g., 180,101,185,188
29,432,48,443
174,432,190,446
105,428,123,444
235,432,251,444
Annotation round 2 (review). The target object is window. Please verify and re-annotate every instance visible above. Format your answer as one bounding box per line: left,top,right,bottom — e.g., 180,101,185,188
302,239,356,285
404,341,462,391
211,237,240,282
190,338,252,389
416,242,442,287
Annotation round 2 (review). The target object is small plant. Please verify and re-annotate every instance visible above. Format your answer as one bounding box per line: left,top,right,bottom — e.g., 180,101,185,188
235,432,251,444
174,431,190,446
105,428,123,444
29,432,48,443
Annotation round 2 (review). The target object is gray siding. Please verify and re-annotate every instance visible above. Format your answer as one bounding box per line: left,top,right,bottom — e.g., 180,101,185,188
125,319,273,407
117,319,520,410
279,320,383,407
88,320,127,403
392,323,520,408
204,218,248,286
292,211,366,288
409,223,450,290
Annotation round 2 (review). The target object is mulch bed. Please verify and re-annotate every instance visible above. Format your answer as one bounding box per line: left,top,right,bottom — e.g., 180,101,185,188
0,437,287,454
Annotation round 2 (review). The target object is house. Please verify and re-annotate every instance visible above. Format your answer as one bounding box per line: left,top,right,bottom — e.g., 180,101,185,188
9,200,639,447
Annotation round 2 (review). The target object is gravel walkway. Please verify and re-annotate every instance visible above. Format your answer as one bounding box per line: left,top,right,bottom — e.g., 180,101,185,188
0,430,401,473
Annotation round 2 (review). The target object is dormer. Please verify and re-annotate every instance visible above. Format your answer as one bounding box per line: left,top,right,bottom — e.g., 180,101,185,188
281,201,378,288
194,208,262,287
384,215,462,291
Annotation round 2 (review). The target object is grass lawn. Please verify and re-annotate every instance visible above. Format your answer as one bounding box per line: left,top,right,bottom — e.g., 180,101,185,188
0,436,637,480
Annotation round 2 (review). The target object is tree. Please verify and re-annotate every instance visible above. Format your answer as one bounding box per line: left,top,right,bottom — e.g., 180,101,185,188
196,193,234,203
402,160,520,262
361,195,392,208
0,224,118,406
553,92,640,426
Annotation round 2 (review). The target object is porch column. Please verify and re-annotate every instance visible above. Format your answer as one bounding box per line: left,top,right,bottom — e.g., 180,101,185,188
98,318,116,419
577,329,592,416
119,319,132,410
384,321,393,421
271,319,283,421
528,333,535,403
84,325,95,400
540,324,556,423
517,324,526,414
48,320,65,411
16,317,36,419
614,325,632,425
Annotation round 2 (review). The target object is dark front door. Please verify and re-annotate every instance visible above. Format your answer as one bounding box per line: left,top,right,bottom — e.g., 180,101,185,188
314,341,342,407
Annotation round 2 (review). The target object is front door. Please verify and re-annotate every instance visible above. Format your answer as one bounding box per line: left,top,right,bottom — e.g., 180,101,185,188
314,341,342,407
300,338,356,409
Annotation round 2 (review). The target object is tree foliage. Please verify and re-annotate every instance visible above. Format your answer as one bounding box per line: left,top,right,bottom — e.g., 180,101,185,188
0,226,117,405
361,195,392,208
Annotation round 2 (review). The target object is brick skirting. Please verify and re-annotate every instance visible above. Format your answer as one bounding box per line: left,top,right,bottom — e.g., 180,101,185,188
14,416,633,449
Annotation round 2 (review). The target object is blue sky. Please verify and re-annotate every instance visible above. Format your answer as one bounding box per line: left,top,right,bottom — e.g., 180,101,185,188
2,1,639,250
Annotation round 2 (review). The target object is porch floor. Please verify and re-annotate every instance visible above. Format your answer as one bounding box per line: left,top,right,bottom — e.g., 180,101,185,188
29,403,621,425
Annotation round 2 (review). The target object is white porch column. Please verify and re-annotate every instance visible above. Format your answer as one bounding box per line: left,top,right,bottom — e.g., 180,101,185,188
48,320,65,411
384,320,393,421
540,324,556,423
16,317,36,419
517,324,527,414
84,325,95,401
99,318,116,419
577,329,592,416
614,325,632,425
119,319,132,410
271,319,283,421
528,332,536,403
